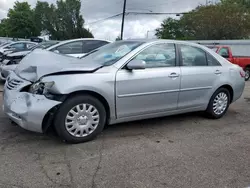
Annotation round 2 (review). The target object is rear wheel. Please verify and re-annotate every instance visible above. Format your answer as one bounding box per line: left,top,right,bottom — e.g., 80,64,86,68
205,88,230,119
245,69,250,81
54,94,106,144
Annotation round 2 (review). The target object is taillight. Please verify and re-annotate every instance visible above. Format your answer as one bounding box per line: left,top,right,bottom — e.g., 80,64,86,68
240,70,245,78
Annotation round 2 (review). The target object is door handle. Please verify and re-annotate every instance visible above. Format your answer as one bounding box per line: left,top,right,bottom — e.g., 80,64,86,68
214,70,222,75
168,73,179,78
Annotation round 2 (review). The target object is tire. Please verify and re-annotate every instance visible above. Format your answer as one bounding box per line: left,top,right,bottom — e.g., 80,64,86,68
245,69,250,81
54,94,106,144
205,88,230,119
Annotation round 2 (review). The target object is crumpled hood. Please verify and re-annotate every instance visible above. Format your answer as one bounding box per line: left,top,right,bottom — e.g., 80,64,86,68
15,49,102,82
8,50,31,57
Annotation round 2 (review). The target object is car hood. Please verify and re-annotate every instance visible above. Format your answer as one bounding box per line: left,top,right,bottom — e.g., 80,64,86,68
15,49,102,82
8,50,31,57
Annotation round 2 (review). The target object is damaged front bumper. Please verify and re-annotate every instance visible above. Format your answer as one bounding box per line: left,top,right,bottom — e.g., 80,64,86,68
3,73,61,133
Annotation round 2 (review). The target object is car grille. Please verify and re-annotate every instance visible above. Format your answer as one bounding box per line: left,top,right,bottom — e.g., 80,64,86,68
6,77,23,90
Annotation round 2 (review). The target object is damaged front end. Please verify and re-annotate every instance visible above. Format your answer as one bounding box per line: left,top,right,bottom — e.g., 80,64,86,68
3,49,104,133
3,73,62,133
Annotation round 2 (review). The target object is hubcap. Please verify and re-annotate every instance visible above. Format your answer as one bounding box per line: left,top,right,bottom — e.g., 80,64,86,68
213,92,228,115
65,104,100,138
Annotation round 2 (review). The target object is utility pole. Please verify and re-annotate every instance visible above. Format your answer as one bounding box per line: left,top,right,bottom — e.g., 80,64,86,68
120,0,127,40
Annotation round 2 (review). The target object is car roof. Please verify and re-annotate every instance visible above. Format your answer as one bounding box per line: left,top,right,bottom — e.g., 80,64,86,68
120,39,210,49
46,38,112,50
59,38,111,44
4,41,37,46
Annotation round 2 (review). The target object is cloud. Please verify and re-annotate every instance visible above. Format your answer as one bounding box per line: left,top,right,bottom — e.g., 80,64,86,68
0,0,210,40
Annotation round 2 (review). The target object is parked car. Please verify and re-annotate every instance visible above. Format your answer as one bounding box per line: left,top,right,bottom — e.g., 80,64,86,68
46,38,111,58
208,45,250,81
0,39,110,80
3,40,245,143
1,41,59,63
0,41,59,81
0,41,37,62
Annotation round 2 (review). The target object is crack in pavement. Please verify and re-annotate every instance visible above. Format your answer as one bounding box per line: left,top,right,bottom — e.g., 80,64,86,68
36,153,55,185
91,135,105,188
63,150,74,187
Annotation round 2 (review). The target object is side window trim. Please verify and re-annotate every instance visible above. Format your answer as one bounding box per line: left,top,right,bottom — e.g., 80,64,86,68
121,42,178,70
177,44,208,67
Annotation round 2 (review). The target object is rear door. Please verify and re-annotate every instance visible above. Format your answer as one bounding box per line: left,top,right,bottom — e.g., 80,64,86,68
178,44,223,109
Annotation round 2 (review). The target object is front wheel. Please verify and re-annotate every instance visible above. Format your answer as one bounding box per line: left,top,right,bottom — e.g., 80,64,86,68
205,88,230,119
54,94,106,144
245,69,250,81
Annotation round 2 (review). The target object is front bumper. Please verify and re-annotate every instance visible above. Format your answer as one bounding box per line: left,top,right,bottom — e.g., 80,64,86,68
3,74,61,133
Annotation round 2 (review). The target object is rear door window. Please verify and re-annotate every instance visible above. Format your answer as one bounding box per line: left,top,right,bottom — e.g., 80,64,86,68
179,45,207,66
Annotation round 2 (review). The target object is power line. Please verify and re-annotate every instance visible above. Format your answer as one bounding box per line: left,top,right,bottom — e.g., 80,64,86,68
86,13,123,25
127,11,188,15
86,11,188,25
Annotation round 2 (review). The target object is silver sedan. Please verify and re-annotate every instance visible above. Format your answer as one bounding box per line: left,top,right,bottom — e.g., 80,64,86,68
3,40,245,143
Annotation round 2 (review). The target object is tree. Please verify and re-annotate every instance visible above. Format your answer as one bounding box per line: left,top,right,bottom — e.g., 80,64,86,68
0,19,9,37
34,0,93,40
155,18,185,40
6,1,40,38
156,3,250,40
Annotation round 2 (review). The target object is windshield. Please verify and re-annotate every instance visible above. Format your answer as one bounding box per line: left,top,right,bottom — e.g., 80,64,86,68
81,41,144,66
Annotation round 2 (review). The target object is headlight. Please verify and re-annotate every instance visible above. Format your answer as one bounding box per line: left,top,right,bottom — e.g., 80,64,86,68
29,81,54,95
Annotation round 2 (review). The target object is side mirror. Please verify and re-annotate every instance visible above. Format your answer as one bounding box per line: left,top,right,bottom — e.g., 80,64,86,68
53,50,60,54
126,59,146,70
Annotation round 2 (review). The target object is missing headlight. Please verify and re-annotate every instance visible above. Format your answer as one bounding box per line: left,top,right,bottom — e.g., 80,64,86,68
29,81,54,95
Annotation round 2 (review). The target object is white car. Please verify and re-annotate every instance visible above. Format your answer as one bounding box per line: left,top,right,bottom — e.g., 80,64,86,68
0,41,37,56
47,38,111,58
0,39,111,80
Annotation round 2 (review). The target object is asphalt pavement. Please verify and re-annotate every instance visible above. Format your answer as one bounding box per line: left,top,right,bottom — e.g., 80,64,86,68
0,82,250,188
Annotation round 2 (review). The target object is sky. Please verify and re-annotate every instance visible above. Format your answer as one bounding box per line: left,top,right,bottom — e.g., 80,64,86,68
0,0,213,40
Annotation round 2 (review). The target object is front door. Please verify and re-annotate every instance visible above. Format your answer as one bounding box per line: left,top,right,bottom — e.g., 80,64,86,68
178,44,223,109
116,43,181,118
